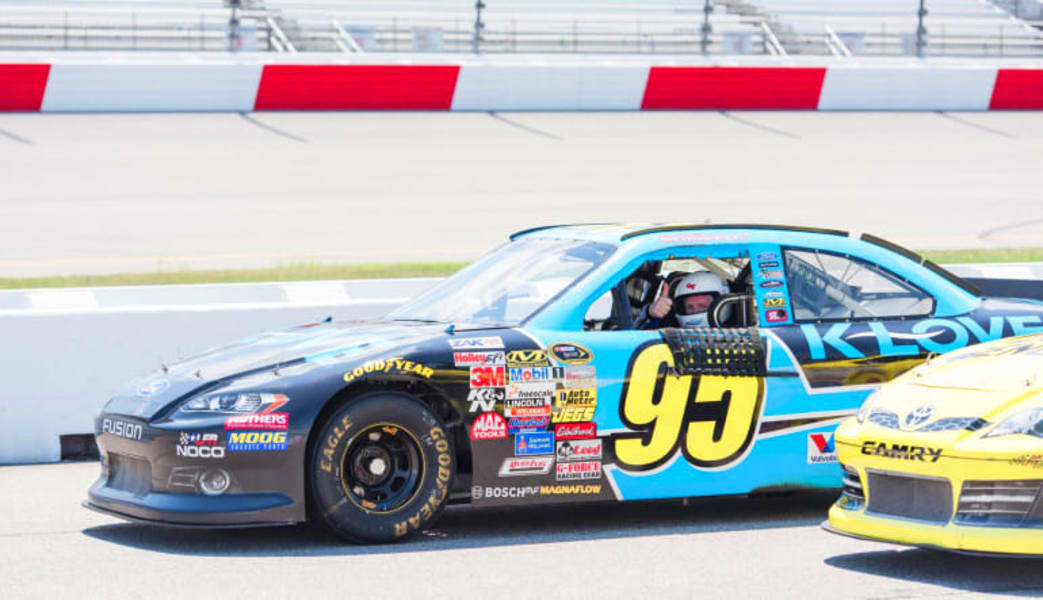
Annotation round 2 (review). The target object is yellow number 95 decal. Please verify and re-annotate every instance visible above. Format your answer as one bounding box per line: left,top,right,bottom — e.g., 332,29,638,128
613,343,765,471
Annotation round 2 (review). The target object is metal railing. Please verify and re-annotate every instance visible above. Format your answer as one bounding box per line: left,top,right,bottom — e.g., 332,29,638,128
0,6,1040,56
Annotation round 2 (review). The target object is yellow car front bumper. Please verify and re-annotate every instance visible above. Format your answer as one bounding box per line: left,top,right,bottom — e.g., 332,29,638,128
825,424,1043,557
826,505,1043,557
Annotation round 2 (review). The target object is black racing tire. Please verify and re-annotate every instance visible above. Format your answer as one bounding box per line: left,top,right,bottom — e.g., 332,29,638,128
309,392,455,544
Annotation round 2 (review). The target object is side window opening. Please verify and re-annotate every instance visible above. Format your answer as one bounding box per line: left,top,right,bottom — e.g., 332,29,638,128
583,254,757,331
784,249,934,321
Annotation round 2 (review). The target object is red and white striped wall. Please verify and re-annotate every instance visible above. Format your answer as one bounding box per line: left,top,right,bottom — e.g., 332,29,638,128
1,57,1041,112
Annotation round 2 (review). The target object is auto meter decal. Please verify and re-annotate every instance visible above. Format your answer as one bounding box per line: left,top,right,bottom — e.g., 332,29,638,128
549,342,594,365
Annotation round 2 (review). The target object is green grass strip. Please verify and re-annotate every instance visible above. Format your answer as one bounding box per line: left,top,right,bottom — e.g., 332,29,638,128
1,248,1042,290
0,261,468,290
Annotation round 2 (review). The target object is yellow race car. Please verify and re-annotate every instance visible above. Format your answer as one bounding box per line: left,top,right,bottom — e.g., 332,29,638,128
825,333,1043,556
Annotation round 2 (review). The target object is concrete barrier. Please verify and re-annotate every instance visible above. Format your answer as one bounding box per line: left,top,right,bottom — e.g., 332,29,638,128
0,278,438,464
1,54,1041,112
3,264,1041,464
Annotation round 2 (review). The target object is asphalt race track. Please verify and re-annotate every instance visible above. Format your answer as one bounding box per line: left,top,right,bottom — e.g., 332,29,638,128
2,462,1041,599
1,111,1042,276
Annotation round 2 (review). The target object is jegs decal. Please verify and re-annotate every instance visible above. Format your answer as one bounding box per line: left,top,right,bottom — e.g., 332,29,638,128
612,342,764,471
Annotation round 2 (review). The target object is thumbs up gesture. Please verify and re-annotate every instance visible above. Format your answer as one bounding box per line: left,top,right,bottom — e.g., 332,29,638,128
649,282,673,319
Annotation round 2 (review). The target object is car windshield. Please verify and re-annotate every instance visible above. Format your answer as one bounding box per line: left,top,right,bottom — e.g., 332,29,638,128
387,237,615,326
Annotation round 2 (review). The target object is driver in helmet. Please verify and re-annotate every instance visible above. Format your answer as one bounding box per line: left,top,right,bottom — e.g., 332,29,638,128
638,270,730,329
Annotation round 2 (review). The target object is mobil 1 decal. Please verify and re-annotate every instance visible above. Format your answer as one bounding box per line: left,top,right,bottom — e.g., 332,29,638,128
611,341,764,472
774,310,1043,379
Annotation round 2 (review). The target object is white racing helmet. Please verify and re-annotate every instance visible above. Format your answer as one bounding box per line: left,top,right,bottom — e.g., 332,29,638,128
673,271,731,328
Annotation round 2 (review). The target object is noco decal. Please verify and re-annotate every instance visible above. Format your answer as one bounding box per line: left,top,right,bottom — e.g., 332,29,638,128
613,342,764,471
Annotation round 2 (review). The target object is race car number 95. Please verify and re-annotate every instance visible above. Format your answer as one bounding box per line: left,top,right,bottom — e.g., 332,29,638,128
614,343,764,471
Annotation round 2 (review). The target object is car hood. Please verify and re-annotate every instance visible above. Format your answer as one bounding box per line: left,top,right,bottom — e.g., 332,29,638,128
104,320,451,419
866,333,1043,426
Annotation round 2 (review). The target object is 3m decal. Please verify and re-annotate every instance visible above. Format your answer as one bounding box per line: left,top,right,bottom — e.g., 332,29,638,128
861,440,942,462
552,388,597,423
515,432,554,455
555,422,597,440
556,439,602,462
549,342,594,365
498,456,554,477
344,357,434,383
471,412,507,440
505,349,550,367
448,336,504,350
807,433,837,464
454,351,505,367
467,387,504,413
613,343,764,471
765,308,788,323
556,460,601,481
471,365,506,388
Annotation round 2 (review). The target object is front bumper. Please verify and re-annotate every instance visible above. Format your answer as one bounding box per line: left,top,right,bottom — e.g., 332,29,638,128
826,505,1043,557
826,430,1043,557
88,413,306,527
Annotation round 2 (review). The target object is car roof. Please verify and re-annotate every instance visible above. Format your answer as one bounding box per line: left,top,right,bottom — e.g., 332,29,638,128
510,222,848,244
511,222,980,298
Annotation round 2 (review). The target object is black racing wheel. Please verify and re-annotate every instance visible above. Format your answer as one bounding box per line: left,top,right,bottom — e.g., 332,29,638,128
309,392,455,543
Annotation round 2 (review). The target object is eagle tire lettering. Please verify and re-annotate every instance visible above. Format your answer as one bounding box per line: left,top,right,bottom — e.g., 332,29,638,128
308,392,455,544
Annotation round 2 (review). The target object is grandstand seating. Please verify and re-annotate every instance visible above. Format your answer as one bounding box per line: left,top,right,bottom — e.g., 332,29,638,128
0,0,1040,56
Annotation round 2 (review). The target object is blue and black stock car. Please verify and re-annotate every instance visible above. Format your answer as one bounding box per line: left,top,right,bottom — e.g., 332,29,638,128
87,224,1043,543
